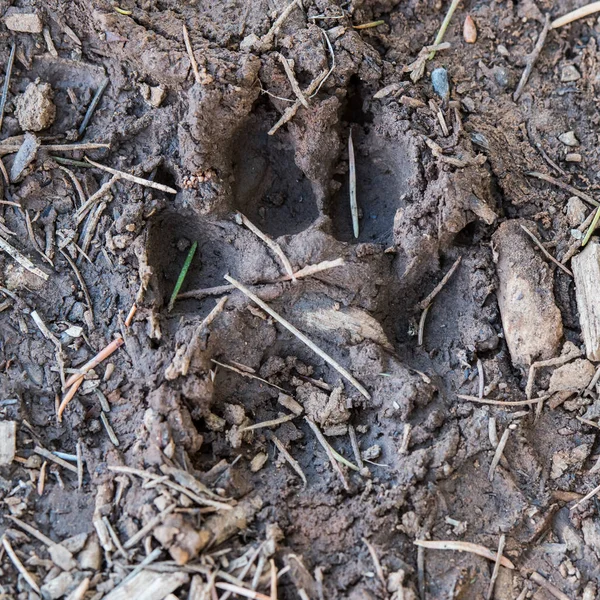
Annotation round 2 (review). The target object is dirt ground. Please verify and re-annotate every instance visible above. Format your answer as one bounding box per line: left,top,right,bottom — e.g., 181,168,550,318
1,0,600,598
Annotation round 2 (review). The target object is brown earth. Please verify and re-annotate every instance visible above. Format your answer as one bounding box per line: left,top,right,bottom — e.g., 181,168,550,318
1,0,600,599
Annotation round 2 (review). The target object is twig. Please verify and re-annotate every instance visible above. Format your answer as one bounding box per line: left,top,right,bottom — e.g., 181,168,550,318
418,256,462,310
354,20,385,29
58,166,86,207
489,425,512,481
65,337,124,388
526,171,599,207
0,44,15,132
2,536,41,594
530,572,571,600
59,248,94,324
262,0,302,47
182,23,201,84
76,440,83,489
310,28,336,98
561,207,599,264
268,69,328,135
569,481,600,510
168,241,197,312
38,460,47,495
85,157,177,194
348,424,365,471
102,516,127,558
239,414,297,432
212,359,287,392
477,358,485,399
525,345,581,399
0,234,48,280
215,583,270,600
74,174,119,225
34,446,78,473
348,128,359,238
551,1,600,28
123,504,177,549
429,0,461,59
363,538,386,590
417,305,429,347
270,559,277,600
270,433,307,486
414,540,515,569
237,212,295,280
225,275,370,399
100,412,119,446
305,417,350,490
513,14,550,101
220,544,264,600
78,78,109,138
457,394,548,406
486,535,506,600
57,378,82,422
277,53,308,108
520,224,573,276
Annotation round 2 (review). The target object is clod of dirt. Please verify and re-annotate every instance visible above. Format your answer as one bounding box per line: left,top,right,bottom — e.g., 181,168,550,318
493,220,563,367
15,82,56,132
551,444,592,479
548,359,596,393
3,10,42,33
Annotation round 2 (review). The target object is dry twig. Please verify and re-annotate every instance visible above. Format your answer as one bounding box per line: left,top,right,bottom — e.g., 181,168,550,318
489,426,513,481
514,15,550,101
520,224,573,276
2,536,40,594
486,535,506,600
277,53,308,108
182,23,201,84
414,540,515,569
0,234,48,280
551,2,600,28
530,572,571,600
270,433,307,487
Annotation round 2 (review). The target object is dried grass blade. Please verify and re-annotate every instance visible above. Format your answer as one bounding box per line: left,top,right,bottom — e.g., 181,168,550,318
348,129,359,238
270,433,307,487
414,540,515,569
551,1,600,28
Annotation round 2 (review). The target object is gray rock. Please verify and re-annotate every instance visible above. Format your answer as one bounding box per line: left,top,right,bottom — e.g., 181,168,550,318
431,68,449,100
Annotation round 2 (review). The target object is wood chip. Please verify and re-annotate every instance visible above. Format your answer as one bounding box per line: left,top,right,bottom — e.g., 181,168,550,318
572,240,600,361
103,570,190,600
414,540,515,569
530,572,571,600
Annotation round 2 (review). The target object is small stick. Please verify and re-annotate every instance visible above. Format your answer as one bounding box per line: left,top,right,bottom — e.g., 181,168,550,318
225,275,370,399
526,346,581,399
43,27,58,57
182,23,201,84
78,78,109,138
57,377,83,421
239,414,296,432
348,129,359,238
477,358,485,399
85,157,177,194
102,516,127,558
51,156,92,168
429,0,461,59
123,504,176,549
66,578,89,600
354,20,385,29
38,460,47,495
348,424,365,470
414,540,515,569
277,53,308,108
212,359,287,393
310,28,336,98
520,225,573,276
58,166,86,206
458,394,548,406
65,337,124,387
278,258,344,281
551,1,600,28
76,440,83,489
489,426,512,481
124,302,137,327
100,412,119,446
561,207,599,264
31,310,61,349
75,174,118,224
168,241,197,312
270,559,277,600
59,248,94,324
0,44,16,131
237,212,295,280
268,69,328,135
526,171,599,207
220,544,264,600
400,423,412,454
486,535,506,600
262,0,302,47
2,536,41,594
363,538,386,590
418,256,462,310
270,433,307,487
0,234,48,280
215,583,270,600
581,205,600,247
530,572,571,600
305,417,350,490
417,305,429,346
570,481,600,510
34,445,78,473
513,15,550,102
577,416,600,429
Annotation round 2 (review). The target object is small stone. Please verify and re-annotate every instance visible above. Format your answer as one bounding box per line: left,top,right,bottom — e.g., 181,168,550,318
0,421,16,465
431,67,449,100
15,82,56,132
551,444,592,479
463,15,477,43
10,132,39,182
361,445,381,460
566,153,582,162
40,571,74,599
561,65,581,83
558,131,579,147
497,44,509,57
571,229,584,240
4,11,43,33
148,85,166,108
549,359,595,393
250,452,268,472
493,66,509,88
461,96,475,112
78,537,102,571
566,196,587,227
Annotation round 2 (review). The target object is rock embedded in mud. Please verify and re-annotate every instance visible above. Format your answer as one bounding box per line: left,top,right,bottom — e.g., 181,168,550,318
15,81,56,132
4,11,43,33
492,220,563,367
572,240,600,361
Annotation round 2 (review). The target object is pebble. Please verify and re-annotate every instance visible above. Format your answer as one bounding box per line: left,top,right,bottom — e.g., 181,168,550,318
561,65,581,82
4,11,43,33
566,196,587,226
558,130,579,146
10,132,39,182
497,44,510,57
463,15,477,43
493,66,509,88
566,153,582,162
15,81,56,132
431,67,449,100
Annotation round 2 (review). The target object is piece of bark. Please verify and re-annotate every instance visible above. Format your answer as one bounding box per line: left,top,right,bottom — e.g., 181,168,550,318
0,421,16,465
493,220,563,366
103,570,189,600
573,240,600,361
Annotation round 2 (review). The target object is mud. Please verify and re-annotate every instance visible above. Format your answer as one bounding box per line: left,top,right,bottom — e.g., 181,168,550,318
1,0,600,599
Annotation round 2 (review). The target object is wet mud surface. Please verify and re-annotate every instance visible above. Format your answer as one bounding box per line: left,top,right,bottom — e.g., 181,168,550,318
1,0,600,599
